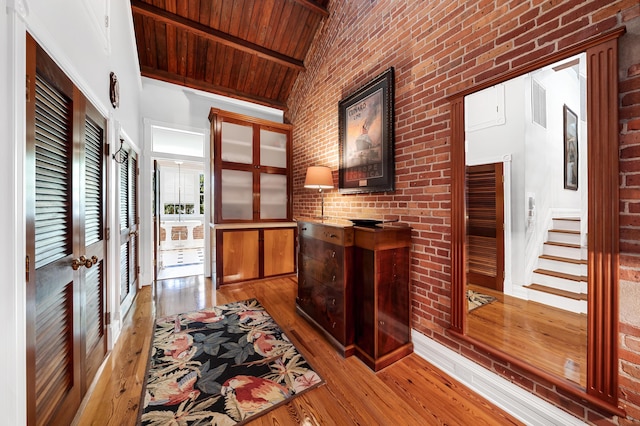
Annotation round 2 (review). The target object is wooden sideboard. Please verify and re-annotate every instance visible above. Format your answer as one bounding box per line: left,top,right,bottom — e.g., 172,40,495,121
296,221,355,357
353,225,412,371
296,219,413,369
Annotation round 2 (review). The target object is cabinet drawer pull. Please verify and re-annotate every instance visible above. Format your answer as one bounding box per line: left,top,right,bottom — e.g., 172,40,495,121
325,232,338,239
332,322,336,329
379,320,385,326
301,227,307,231
331,251,336,258
332,275,336,282
332,298,336,305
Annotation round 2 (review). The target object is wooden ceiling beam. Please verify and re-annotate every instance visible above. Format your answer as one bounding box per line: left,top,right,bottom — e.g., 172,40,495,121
140,66,288,111
291,0,329,17
131,0,305,72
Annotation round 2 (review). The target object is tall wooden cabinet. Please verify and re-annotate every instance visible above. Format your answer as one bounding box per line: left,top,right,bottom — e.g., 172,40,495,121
209,109,295,286
209,108,292,223
296,221,355,357
353,225,413,371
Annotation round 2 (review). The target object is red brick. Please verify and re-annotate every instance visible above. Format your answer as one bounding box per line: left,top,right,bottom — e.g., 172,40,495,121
288,1,640,423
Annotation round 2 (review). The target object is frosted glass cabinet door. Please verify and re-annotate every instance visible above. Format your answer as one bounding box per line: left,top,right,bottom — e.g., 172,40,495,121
221,169,253,220
260,173,287,219
221,121,253,164
260,128,287,168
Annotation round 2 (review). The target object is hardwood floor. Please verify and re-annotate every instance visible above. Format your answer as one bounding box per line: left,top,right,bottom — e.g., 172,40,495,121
467,284,587,387
74,275,522,425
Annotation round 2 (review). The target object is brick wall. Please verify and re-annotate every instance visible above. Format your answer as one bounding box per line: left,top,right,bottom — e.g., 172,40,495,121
287,1,640,424
619,4,640,423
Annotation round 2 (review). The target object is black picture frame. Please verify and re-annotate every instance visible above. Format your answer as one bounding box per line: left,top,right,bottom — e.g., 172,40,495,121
339,67,395,194
563,104,578,190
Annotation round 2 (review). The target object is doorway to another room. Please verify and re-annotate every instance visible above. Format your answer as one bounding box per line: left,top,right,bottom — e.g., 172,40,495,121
151,125,208,281
156,159,205,280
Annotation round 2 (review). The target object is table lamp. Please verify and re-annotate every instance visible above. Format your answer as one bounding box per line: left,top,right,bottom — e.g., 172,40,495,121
304,166,333,222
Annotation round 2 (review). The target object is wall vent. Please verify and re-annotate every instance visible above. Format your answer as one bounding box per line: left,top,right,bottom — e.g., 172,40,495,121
532,79,547,128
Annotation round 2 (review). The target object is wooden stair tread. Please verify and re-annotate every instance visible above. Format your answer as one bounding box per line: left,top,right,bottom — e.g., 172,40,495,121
544,241,581,249
549,229,580,234
534,268,586,282
539,254,586,264
525,283,587,301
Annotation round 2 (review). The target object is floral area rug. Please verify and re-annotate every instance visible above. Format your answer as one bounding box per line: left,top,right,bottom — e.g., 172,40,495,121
140,298,323,425
467,289,498,312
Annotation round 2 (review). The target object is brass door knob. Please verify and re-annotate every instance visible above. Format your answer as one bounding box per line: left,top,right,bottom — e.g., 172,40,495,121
71,255,98,270
72,255,88,270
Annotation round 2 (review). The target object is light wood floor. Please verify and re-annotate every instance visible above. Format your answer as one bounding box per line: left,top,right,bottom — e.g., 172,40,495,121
74,275,523,425
467,284,587,387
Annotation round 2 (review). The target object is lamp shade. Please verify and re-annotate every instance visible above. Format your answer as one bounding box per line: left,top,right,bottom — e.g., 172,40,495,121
304,166,334,189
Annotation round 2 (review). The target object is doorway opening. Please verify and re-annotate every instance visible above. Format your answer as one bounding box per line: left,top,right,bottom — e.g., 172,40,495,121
151,125,207,281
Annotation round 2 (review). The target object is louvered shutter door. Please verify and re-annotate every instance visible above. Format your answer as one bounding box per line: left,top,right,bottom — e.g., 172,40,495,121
84,118,103,246
130,156,139,287
33,73,75,425
83,115,106,384
119,153,130,303
34,75,72,268
466,163,504,291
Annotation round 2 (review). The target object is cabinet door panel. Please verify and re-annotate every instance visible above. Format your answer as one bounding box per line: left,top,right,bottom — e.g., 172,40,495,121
354,247,376,356
260,173,287,220
220,169,253,220
222,230,259,282
377,248,411,355
221,121,253,164
260,128,287,168
263,228,294,276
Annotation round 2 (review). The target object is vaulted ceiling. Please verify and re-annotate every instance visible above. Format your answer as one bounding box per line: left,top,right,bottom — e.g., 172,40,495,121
131,0,330,111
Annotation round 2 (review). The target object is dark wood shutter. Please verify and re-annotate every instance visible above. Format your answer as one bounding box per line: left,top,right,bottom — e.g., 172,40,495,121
466,163,504,291
130,155,139,287
119,148,138,312
84,118,103,246
33,73,76,424
27,35,109,425
82,114,107,385
34,74,72,269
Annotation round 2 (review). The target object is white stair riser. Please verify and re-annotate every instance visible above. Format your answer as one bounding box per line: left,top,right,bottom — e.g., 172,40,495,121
532,272,587,294
543,244,582,259
538,258,587,276
552,219,581,232
527,289,587,314
547,231,581,245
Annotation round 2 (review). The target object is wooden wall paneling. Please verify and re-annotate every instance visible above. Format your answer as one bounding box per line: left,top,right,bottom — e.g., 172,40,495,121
586,36,619,407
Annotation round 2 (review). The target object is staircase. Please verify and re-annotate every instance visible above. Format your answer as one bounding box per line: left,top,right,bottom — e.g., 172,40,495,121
524,217,587,314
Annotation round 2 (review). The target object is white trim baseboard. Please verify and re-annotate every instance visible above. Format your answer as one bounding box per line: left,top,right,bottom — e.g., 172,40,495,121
411,330,586,425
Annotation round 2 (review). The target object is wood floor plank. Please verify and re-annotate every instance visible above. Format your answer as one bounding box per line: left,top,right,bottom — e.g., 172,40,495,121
74,276,523,425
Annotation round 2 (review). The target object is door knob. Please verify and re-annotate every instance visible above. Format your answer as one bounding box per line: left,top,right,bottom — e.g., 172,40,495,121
71,255,98,270
72,256,89,270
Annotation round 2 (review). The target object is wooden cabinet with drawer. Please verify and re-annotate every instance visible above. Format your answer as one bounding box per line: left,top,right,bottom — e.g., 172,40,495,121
296,221,355,357
353,225,413,371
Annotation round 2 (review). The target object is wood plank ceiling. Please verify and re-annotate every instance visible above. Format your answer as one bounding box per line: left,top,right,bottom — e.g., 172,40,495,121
131,0,329,111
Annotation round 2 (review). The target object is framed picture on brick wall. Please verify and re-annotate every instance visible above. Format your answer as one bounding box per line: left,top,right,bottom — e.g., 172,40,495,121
338,67,395,194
